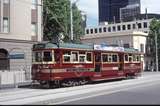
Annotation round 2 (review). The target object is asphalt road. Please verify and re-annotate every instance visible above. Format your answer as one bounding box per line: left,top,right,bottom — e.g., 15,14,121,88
59,76,160,105
1,72,160,105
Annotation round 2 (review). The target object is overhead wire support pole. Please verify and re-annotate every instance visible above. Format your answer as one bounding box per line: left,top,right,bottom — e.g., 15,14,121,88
155,30,159,72
70,0,74,41
70,0,79,41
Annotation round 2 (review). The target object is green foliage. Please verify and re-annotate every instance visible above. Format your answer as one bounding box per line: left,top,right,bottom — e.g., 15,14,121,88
43,0,85,43
149,19,160,49
148,19,160,64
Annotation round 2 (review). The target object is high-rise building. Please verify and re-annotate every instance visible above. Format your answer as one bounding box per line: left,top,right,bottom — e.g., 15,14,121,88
99,0,140,23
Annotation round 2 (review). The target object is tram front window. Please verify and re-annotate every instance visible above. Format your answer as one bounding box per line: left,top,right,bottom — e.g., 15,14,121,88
35,52,42,62
43,51,52,62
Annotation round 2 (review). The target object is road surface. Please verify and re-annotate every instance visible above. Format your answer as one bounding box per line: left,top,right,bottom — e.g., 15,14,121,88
0,72,160,105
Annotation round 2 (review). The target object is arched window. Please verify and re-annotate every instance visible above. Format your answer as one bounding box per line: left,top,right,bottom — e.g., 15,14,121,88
0,49,10,70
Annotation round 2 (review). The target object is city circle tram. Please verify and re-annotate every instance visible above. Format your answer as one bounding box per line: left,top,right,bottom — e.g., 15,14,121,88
32,42,143,88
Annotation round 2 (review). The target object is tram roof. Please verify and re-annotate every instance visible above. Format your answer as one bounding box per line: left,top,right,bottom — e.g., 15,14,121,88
33,42,141,54
33,42,93,50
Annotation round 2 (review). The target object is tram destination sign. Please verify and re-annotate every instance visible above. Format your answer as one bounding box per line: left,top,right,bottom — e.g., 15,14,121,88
94,45,124,52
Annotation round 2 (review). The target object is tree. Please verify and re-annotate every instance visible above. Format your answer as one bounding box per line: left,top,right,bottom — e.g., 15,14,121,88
148,19,160,70
72,3,85,43
43,0,84,43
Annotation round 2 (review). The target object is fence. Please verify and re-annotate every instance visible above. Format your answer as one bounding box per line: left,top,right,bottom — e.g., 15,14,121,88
0,65,32,89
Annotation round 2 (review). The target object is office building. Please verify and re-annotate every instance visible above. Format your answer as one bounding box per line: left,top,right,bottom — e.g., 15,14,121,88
99,0,140,23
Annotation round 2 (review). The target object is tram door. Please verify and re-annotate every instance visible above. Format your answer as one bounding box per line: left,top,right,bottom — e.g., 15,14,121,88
119,54,124,71
118,53,124,76
94,52,102,75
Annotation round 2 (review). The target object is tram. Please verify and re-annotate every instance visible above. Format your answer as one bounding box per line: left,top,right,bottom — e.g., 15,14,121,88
31,42,143,87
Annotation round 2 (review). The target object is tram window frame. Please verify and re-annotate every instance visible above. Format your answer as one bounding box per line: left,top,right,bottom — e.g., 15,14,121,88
43,51,53,62
136,55,141,62
133,55,137,62
112,54,118,63
34,51,42,62
102,53,109,63
125,54,129,62
128,54,133,62
71,51,79,63
63,51,71,63
86,52,92,63
108,54,112,62
79,54,86,63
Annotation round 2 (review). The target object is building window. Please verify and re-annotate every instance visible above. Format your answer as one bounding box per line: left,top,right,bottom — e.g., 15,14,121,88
122,25,126,30
32,0,37,10
103,27,107,32
90,29,93,34
3,18,9,33
3,0,9,4
133,24,136,29
117,25,121,31
127,24,131,30
108,27,111,32
99,28,102,33
143,22,148,28
86,29,89,34
124,44,130,48
138,23,142,29
112,26,116,32
31,23,37,36
95,28,98,33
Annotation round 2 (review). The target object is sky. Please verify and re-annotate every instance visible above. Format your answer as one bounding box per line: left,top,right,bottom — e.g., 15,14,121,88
77,0,160,27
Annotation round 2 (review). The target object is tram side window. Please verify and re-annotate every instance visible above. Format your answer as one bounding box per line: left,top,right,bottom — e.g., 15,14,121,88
63,51,71,63
125,54,128,62
86,52,92,62
95,54,101,62
108,54,112,62
112,54,118,62
136,55,140,62
35,52,42,62
102,54,108,62
129,54,132,62
71,51,78,62
133,55,137,62
43,51,53,62
79,55,86,63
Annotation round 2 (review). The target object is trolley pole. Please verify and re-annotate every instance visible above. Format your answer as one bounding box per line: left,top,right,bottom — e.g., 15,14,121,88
155,31,159,72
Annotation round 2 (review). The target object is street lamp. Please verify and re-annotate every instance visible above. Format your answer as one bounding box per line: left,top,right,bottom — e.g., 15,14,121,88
70,0,79,41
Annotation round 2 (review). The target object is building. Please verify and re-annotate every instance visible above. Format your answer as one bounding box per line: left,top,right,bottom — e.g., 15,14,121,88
98,0,140,23
0,0,43,88
81,19,153,71
120,3,140,22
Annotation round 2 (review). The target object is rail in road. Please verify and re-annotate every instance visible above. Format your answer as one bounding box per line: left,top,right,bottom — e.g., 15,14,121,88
0,72,160,105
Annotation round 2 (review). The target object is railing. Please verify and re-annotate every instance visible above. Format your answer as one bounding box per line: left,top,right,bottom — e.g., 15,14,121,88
0,65,32,89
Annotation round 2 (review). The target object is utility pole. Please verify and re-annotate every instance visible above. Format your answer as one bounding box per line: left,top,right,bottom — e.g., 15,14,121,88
70,0,79,41
70,0,73,41
155,31,159,72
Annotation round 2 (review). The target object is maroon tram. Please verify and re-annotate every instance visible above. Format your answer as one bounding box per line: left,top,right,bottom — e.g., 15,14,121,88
31,42,143,87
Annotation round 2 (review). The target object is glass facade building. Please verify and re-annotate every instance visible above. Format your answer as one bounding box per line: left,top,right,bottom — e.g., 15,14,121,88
99,0,140,23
